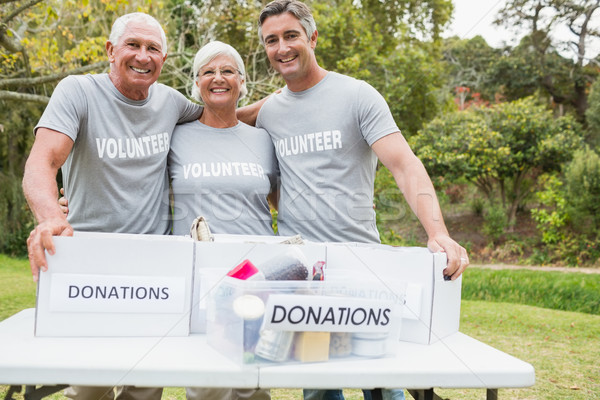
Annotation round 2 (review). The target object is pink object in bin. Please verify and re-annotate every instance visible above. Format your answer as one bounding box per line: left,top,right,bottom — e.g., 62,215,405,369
228,260,263,280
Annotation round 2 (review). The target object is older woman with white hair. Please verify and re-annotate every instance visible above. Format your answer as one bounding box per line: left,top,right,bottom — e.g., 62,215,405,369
169,42,276,400
168,41,279,240
55,40,275,400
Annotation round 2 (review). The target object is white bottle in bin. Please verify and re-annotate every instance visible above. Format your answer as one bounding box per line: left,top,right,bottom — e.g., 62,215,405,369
351,332,389,357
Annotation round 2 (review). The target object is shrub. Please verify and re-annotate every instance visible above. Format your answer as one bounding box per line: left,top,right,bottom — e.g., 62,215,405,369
564,147,600,235
529,166,600,266
0,173,33,257
585,77,600,146
482,204,507,243
530,174,568,245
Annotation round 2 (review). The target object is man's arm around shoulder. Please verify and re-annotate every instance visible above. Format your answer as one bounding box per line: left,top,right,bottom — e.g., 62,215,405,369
236,89,282,126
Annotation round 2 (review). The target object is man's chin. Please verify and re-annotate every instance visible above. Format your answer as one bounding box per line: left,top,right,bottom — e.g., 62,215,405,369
278,68,300,81
127,76,157,87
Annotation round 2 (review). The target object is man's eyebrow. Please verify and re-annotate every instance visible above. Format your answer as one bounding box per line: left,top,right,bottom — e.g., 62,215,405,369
124,37,162,48
264,29,302,40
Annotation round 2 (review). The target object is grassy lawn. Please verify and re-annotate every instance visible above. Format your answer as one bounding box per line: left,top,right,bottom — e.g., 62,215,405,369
0,255,36,321
1,256,599,399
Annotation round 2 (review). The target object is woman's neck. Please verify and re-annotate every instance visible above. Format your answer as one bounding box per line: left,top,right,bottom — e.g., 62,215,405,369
199,106,238,128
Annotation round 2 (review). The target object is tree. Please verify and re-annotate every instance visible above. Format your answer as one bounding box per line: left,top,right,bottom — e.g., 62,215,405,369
0,0,169,255
564,147,600,234
172,0,455,136
411,97,583,229
585,76,600,146
0,0,173,104
495,0,600,120
441,36,503,104
315,0,454,136
164,0,281,104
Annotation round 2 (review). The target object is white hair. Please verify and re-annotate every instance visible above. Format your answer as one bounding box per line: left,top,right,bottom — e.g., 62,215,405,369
109,12,168,56
191,41,248,103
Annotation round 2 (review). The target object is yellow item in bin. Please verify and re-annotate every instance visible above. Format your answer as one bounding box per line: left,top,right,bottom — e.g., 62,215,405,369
294,332,331,362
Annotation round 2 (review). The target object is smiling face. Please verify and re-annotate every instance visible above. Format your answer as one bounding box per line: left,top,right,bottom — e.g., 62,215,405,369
106,19,166,100
261,12,319,91
196,54,244,112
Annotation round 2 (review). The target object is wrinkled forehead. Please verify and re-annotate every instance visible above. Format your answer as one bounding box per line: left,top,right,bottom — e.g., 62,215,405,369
263,13,305,36
202,54,237,68
119,20,163,46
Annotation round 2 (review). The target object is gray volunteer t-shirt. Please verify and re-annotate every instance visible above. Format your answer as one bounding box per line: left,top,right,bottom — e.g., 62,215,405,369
35,74,201,234
256,72,399,243
168,120,278,236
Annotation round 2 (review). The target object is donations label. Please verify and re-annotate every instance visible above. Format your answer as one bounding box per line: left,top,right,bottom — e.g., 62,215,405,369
262,294,397,333
48,273,186,313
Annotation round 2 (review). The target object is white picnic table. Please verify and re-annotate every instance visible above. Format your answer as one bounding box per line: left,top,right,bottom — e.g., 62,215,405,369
0,308,534,400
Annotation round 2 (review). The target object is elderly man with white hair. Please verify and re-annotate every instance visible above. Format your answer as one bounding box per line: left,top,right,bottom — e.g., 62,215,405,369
22,12,201,400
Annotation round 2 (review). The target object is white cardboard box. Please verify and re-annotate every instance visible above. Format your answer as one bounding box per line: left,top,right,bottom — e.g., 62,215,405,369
326,243,461,344
191,235,461,345
36,232,460,345
36,231,194,337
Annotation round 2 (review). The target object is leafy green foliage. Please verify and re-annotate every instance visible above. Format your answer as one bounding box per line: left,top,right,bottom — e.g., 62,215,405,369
0,173,34,256
373,165,426,246
482,204,507,243
585,77,600,146
313,0,449,136
409,110,508,193
531,174,568,245
441,36,502,102
412,97,584,228
529,159,600,267
564,148,600,234
493,0,600,121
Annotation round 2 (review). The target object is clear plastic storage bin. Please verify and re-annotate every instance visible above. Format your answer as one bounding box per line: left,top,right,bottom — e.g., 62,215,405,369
207,276,405,365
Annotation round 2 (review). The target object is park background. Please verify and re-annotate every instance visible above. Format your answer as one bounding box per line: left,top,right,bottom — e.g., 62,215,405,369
0,0,599,399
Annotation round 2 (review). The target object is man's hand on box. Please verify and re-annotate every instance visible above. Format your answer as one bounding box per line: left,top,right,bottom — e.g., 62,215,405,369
27,218,73,282
427,234,469,281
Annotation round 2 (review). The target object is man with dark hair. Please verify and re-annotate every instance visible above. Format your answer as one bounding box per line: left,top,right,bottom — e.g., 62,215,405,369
254,1,470,399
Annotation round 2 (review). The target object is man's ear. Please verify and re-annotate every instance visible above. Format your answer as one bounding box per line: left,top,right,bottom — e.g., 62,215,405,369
162,53,168,63
310,29,318,50
106,41,114,63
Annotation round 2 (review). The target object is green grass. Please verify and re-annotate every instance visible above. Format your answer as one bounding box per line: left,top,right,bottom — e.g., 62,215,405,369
462,268,600,315
0,254,36,321
1,256,599,399
441,300,600,400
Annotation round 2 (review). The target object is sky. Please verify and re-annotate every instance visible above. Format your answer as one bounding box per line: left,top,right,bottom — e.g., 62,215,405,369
445,0,515,47
444,0,600,62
